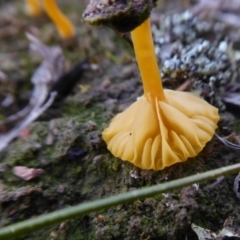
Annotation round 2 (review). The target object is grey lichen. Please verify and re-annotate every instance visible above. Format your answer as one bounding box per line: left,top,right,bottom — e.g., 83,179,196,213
152,11,233,111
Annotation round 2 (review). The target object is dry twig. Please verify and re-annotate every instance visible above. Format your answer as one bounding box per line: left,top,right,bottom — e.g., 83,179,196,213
0,33,64,151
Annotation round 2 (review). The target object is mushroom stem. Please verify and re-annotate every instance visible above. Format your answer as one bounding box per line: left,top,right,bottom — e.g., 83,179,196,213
42,0,75,39
131,18,164,101
24,0,42,17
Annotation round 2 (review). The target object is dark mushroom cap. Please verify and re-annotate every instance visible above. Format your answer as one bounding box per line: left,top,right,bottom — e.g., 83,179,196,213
82,0,157,33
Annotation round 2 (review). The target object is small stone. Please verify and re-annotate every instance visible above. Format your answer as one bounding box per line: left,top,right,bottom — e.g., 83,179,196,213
122,65,135,79
100,78,111,89
0,163,8,173
87,120,97,131
57,185,65,193
45,133,54,145
59,222,67,231
92,155,102,164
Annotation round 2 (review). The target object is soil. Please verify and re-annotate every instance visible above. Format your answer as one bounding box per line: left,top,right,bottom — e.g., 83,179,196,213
0,0,240,240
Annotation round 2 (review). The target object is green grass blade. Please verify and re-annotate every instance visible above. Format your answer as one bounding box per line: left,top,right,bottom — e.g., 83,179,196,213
0,163,240,240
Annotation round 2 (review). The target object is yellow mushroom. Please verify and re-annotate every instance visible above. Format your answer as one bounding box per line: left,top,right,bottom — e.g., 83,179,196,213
24,0,75,39
102,18,220,170
42,0,75,39
24,0,42,17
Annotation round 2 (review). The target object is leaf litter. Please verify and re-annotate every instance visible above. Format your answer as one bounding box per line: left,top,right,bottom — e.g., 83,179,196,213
0,33,60,151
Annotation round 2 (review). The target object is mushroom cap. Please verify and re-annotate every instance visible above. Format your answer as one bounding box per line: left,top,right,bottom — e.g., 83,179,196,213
102,89,219,170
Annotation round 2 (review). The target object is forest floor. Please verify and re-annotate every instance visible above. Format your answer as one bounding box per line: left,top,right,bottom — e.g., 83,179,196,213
1,0,240,239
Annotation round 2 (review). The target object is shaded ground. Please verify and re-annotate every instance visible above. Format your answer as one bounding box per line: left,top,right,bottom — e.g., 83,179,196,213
0,0,240,239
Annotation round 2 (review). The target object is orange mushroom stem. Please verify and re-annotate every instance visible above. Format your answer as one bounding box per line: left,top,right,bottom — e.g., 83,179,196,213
131,18,164,101
24,0,42,17
42,0,75,39
102,18,220,170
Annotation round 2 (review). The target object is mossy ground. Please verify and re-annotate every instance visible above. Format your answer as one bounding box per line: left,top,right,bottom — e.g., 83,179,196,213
0,1,240,240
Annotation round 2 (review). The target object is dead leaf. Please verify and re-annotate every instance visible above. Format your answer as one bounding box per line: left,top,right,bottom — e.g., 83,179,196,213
223,92,240,106
13,166,45,181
